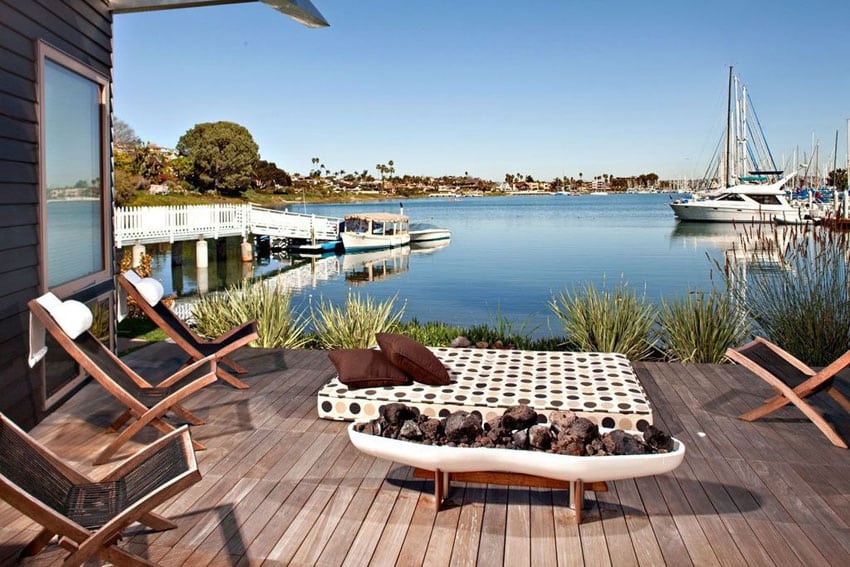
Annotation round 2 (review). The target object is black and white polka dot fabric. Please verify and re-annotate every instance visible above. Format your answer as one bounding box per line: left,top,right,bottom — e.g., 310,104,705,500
317,348,653,431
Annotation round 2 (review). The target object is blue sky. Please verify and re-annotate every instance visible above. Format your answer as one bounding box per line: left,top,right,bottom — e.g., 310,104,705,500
113,0,850,181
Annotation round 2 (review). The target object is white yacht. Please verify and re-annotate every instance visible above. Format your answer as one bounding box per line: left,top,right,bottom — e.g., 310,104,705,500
408,222,451,243
670,175,800,223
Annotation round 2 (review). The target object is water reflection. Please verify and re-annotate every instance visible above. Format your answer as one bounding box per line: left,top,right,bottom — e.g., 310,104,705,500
669,221,785,270
343,247,411,284
410,239,451,254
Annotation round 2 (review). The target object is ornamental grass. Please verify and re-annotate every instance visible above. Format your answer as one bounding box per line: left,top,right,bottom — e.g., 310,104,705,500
719,223,850,366
191,279,310,349
658,290,750,363
549,279,657,360
310,291,405,349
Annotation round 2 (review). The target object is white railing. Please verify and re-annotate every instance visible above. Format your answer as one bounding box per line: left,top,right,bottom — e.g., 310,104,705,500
114,203,341,247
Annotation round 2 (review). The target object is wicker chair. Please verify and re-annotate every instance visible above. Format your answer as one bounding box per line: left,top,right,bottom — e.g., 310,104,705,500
119,271,258,389
29,294,218,464
0,413,201,566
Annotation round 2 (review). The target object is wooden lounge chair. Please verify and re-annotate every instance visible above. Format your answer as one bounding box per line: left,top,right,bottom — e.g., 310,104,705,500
0,413,201,566
726,336,850,448
118,270,258,389
29,293,217,464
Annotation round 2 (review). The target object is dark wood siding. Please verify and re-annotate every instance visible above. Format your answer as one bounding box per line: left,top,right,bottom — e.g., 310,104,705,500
0,0,112,428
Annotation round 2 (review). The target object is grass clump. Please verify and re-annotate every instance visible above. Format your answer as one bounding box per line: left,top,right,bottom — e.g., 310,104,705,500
549,279,657,360
192,280,309,349
311,291,405,349
658,290,750,363
720,224,850,366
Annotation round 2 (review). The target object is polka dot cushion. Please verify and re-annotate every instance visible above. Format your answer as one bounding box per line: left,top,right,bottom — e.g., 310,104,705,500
317,348,653,431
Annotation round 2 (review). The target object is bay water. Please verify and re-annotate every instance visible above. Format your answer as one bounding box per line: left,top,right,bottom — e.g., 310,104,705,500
136,193,745,338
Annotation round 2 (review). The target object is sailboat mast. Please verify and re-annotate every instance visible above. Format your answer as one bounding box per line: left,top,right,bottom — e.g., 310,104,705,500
724,66,733,187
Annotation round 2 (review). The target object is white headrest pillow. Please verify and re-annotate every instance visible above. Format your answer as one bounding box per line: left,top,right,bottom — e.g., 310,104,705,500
124,270,164,306
35,292,93,339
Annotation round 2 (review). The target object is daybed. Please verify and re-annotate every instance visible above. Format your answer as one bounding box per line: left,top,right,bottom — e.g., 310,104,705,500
318,347,653,431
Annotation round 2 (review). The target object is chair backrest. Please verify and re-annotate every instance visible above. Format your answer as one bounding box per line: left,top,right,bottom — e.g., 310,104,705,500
118,273,203,350
29,298,149,401
0,414,72,516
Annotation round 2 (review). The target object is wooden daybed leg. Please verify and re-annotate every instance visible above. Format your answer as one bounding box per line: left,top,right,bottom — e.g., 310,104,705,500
433,468,443,510
570,479,584,524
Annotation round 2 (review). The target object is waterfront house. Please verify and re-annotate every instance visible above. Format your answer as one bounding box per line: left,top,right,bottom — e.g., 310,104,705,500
0,0,328,429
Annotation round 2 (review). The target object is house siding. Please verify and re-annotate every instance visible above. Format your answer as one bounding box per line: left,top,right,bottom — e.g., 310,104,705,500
0,0,112,428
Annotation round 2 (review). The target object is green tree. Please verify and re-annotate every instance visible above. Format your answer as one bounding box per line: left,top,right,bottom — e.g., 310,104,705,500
828,168,847,190
176,121,259,195
254,160,292,191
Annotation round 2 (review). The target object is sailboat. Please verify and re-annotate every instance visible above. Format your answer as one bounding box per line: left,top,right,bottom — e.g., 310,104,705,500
670,67,800,223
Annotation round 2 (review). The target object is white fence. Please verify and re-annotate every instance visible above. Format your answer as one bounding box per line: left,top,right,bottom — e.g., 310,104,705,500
114,203,341,247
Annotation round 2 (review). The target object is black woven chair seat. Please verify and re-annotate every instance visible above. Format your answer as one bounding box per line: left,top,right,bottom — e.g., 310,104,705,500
65,481,125,529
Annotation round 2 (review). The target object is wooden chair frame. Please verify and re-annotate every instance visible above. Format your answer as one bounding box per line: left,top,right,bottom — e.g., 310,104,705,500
726,336,850,448
0,414,201,567
29,297,218,464
118,271,259,389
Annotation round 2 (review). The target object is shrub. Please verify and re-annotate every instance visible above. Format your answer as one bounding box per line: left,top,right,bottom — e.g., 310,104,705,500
549,279,657,360
192,280,309,349
397,319,464,346
719,224,850,366
658,290,750,363
310,291,405,349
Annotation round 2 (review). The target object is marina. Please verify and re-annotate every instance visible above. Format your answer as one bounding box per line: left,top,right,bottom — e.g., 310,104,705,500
137,193,758,338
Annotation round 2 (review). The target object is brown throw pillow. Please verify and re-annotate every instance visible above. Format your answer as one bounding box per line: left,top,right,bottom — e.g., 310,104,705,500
375,333,451,385
328,349,410,389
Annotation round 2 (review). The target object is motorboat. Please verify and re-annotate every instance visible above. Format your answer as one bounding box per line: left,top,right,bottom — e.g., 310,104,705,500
669,175,801,223
408,222,451,243
339,212,410,252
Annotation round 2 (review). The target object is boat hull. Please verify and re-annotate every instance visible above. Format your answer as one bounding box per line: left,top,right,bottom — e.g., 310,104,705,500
340,231,410,252
670,202,800,223
409,229,451,243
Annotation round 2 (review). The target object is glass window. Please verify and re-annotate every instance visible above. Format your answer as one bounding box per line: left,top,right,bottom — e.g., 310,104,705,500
40,46,110,292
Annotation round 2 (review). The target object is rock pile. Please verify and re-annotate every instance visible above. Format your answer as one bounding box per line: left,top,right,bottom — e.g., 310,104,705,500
353,403,674,456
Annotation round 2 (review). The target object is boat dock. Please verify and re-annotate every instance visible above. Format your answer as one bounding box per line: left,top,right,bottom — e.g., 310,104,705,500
113,203,341,248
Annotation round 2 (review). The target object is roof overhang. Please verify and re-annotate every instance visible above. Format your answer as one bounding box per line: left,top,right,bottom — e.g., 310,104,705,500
109,0,329,28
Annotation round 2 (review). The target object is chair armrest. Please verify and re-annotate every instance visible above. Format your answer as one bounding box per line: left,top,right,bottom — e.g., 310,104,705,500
156,355,217,388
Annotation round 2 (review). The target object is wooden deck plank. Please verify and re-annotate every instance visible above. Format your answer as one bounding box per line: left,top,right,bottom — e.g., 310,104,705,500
528,488,558,567
503,486,531,566
449,484,486,567
2,347,849,566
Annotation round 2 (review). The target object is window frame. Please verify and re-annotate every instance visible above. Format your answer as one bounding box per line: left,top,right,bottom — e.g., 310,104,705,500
36,41,113,410
36,41,112,299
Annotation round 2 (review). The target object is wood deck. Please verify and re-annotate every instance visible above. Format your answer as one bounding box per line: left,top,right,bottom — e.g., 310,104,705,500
2,343,850,566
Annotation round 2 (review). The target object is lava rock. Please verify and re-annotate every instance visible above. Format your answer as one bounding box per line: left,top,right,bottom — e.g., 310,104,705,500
512,428,529,449
643,425,674,453
502,404,538,431
399,420,423,441
444,410,483,444
568,417,599,444
420,418,444,442
380,403,419,426
451,336,472,348
528,424,552,450
549,410,578,433
602,430,648,455
552,432,584,456
475,341,489,349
